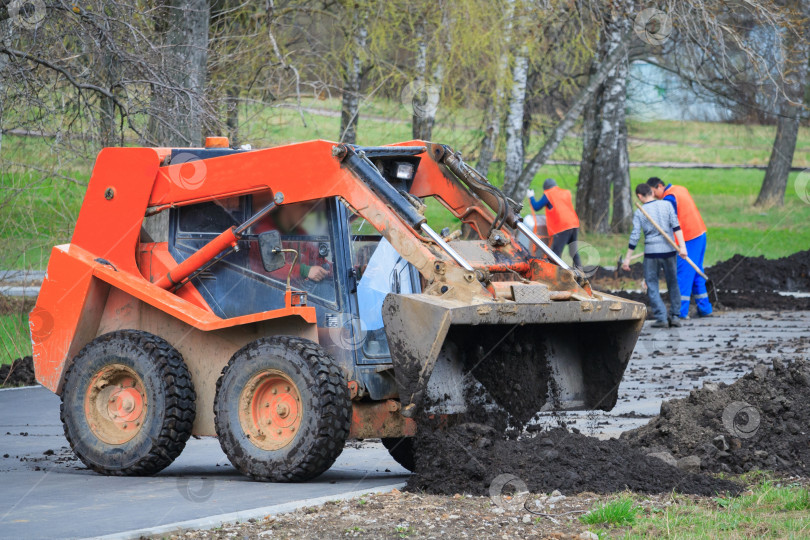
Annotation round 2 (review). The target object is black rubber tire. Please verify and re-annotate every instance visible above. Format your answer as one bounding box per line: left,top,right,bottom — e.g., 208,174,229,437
214,336,351,482
60,330,196,476
381,437,416,472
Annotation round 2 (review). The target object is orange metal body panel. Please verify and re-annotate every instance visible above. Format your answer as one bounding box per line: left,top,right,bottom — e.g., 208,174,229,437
349,400,417,439
34,243,315,393
31,138,572,428
71,148,162,275
137,242,211,311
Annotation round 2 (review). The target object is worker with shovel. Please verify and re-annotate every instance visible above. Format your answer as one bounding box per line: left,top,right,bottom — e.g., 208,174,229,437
622,183,688,328
647,177,713,318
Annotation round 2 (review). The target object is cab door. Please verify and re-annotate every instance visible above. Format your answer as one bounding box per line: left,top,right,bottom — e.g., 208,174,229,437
340,204,420,365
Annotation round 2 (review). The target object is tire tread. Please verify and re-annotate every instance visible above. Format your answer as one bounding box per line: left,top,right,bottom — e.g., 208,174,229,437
60,330,196,476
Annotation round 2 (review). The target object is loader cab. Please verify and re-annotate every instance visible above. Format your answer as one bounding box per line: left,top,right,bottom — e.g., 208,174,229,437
166,192,420,399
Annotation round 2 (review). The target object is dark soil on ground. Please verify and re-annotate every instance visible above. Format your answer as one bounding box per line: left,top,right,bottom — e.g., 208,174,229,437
608,289,810,313
0,296,34,316
593,249,810,293
0,356,36,387
407,423,741,497
622,359,810,476
707,250,810,292
592,249,810,311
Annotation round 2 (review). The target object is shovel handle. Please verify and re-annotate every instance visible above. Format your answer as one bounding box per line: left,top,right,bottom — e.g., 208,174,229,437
634,202,709,282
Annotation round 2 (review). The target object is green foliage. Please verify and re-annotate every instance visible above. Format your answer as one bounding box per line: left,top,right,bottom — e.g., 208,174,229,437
626,481,810,538
0,312,31,366
580,496,640,526
2,114,808,274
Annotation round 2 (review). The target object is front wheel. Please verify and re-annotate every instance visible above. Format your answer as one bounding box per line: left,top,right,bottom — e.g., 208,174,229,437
60,330,196,476
214,336,351,482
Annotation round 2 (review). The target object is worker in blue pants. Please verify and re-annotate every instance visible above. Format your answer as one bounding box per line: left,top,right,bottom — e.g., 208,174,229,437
647,177,713,318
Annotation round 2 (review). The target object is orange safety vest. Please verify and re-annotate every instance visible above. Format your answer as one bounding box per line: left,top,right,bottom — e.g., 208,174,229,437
663,184,706,242
544,186,580,236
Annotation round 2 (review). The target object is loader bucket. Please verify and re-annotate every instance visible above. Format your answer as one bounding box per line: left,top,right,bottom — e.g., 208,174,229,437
382,292,645,425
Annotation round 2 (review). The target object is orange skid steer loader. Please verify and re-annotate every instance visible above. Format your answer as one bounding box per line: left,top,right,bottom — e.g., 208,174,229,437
30,139,645,481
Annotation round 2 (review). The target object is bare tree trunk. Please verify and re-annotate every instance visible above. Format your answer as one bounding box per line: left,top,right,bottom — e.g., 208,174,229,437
339,14,367,144
412,8,449,141
576,87,610,232
477,99,499,177
98,43,119,147
411,14,429,140
756,2,810,207
477,0,515,177
148,0,209,146
0,21,14,154
505,40,629,200
576,11,630,234
226,86,239,146
611,115,632,231
503,48,529,191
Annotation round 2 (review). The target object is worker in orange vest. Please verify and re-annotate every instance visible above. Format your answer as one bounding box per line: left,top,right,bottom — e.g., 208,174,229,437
647,177,713,318
526,178,582,267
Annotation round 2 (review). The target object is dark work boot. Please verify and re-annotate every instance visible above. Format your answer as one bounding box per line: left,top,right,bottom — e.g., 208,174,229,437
669,316,682,328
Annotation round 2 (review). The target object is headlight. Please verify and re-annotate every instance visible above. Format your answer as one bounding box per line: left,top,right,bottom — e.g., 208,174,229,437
395,162,415,180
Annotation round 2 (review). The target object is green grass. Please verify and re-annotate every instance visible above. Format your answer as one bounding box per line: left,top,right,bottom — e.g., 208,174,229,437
612,482,810,539
423,163,810,268
581,496,641,526
3,99,810,271
0,311,31,365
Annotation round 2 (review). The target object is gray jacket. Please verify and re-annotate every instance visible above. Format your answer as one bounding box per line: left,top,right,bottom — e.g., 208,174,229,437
628,200,681,257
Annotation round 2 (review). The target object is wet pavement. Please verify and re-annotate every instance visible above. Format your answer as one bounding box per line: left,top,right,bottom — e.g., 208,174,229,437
540,310,810,437
0,309,807,539
0,389,407,540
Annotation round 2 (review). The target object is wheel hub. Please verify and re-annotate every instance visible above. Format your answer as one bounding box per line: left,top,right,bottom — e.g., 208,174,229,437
240,370,302,450
85,365,147,445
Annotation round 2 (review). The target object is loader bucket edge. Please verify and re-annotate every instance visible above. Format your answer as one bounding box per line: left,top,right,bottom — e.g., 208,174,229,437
383,293,646,423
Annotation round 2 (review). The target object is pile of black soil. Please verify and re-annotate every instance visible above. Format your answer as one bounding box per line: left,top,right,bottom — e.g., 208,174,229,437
590,262,645,283
0,356,36,387
608,289,810,312
591,249,810,293
707,250,810,292
406,423,741,496
622,359,810,476
591,249,810,311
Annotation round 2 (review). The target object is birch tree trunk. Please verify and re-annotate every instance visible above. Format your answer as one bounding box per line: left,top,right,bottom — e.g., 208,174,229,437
576,10,630,234
505,40,629,201
477,0,516,177
503,48,529,193
756,0,810,207
339,13,367,144
412,8,449,141
411,13,433,140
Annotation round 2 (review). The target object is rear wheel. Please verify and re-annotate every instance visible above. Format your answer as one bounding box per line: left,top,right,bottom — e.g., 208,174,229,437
60,330,196,476
214,336,351,481
381,437,416,472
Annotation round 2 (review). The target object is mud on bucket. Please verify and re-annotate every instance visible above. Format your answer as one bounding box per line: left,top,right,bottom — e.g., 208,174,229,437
382,293,645,426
